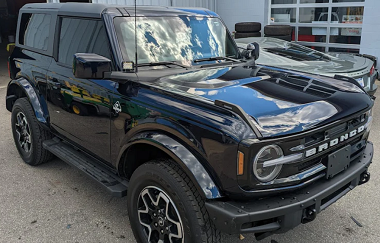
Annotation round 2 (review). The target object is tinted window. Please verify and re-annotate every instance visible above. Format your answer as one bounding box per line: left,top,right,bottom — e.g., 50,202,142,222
58,18,111,65
19,13,51,51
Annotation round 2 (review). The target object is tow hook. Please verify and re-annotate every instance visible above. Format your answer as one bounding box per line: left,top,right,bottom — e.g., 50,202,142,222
301,207,316,224
359,171,370,185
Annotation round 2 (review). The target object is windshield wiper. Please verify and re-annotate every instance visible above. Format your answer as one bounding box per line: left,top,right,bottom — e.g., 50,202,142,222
193,56,239,63
138,61,189,68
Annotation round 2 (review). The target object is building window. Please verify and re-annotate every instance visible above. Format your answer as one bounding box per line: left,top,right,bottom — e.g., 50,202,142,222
19,13,51,51
269,0,365,52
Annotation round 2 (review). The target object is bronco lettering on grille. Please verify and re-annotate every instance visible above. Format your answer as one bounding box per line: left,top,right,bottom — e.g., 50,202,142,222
305,125,365,157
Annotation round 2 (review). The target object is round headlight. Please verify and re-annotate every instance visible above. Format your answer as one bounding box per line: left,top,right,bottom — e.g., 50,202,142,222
253,145,283,182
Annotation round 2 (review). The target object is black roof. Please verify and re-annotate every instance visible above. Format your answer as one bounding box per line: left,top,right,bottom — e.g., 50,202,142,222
21,3,216,18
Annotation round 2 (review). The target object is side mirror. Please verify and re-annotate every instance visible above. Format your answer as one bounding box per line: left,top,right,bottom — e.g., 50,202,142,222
247,42,260,60
73,53,111,79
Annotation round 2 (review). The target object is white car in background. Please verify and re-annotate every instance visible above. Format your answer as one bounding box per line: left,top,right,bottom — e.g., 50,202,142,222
236,37,378,95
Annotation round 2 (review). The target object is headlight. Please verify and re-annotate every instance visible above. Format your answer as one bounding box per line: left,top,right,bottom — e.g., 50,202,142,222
253,145,283,182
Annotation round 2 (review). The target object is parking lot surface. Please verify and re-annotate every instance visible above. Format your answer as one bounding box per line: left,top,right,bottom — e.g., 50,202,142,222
1,47,379,242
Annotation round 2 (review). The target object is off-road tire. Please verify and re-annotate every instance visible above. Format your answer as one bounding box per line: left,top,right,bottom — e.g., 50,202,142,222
235,22,261,33
235,31,261,39
127,159,221,243
264,25,292,36
11,98,53,165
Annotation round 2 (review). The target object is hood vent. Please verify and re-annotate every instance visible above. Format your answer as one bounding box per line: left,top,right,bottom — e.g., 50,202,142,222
273,75,337,98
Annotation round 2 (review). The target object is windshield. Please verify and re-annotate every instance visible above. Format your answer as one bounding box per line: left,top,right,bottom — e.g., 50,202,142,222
263,40,331,62
114,16,238,66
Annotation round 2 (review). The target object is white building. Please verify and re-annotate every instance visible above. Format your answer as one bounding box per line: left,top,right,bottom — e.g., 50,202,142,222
91,0,379,68
3,0,379,67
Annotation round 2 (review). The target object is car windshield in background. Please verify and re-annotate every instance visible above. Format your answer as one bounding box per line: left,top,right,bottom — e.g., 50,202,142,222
263,41,331,62
114,16,238,66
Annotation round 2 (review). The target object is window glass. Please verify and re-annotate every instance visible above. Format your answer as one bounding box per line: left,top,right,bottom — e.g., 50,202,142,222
330,28,361,44
298,27,326,43
261,39,330,61
333,0,364,2
20,13,51,51
271,8,296,23
58,18,111,65
271,0,296,4
300,0,328,3
332,7,364,23
299,7,329,23
329,47,359,53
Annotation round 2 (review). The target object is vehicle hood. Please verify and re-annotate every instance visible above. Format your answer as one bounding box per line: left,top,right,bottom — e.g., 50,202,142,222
149,65,372,137
236,37,373,78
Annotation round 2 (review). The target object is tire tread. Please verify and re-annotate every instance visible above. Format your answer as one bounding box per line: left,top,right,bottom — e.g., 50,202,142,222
12,98,53,165
130,159,221,243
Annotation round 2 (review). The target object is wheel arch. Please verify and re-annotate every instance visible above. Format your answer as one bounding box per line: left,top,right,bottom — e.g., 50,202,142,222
6,78,49,124
117,132,223,200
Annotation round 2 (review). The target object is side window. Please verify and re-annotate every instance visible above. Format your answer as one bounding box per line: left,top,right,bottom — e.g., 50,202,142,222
58,17,112,66
19,13,51,51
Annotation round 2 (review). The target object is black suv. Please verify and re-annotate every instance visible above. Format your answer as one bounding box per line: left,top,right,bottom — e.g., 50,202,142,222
6,3,374,242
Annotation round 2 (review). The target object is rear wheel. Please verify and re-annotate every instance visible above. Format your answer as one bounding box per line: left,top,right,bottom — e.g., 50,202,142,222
11,98,53,165
127,160,220,243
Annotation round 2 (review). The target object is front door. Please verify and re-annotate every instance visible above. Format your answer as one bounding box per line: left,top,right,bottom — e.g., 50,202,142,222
46,16,113,162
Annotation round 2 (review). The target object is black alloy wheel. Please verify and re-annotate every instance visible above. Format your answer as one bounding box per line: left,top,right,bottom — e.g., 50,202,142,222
137,186,184,243
14,111,32,153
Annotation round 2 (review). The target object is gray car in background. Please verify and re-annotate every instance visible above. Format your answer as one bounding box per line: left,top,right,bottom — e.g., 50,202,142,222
236,37,378,95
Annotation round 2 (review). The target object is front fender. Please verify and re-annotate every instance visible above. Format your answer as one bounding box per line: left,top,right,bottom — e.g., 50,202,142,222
121,132,223,199
6,78,48,123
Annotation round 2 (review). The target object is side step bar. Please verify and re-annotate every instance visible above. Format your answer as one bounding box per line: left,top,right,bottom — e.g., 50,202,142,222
43,138,128,197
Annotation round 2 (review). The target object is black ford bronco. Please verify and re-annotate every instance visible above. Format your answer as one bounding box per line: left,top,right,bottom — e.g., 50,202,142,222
6,3,374,242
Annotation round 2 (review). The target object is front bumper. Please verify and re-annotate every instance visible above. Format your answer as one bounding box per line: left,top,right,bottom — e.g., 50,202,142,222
205,142,373,238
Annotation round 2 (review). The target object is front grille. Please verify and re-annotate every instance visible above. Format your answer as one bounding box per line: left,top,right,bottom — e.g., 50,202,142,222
297,157,323,171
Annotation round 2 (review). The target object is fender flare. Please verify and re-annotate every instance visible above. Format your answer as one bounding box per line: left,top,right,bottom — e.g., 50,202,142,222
120,132,223,199
6,78,48,124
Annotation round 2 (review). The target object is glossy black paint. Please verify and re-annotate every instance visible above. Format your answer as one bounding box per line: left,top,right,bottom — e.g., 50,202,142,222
47,60,113,163
6,47,52,124
6,3,374,201
73,53,111,79
152,65,372,138
6,78,48,123
123,132,222,198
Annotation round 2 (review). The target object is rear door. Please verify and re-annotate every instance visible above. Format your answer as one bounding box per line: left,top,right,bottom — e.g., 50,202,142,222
46,16,113,162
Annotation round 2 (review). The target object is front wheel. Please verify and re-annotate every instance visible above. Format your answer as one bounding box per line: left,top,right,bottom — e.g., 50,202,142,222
127,160,220,243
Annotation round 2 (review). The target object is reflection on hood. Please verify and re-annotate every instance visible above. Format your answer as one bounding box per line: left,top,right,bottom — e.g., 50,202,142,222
150,65,372,137
256,101,337,136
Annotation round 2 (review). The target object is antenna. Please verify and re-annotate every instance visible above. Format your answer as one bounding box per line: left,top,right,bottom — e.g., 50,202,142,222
134,0,138,73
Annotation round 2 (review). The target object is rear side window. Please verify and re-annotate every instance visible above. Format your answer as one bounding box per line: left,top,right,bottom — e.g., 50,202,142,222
19,13,51,51
58,18,111,65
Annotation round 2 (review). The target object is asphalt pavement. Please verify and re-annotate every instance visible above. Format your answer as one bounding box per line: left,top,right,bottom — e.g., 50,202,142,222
0,45,380,242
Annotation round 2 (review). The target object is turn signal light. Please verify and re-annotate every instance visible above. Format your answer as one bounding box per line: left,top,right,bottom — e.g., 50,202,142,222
237,151,244,175
370,65,375,76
